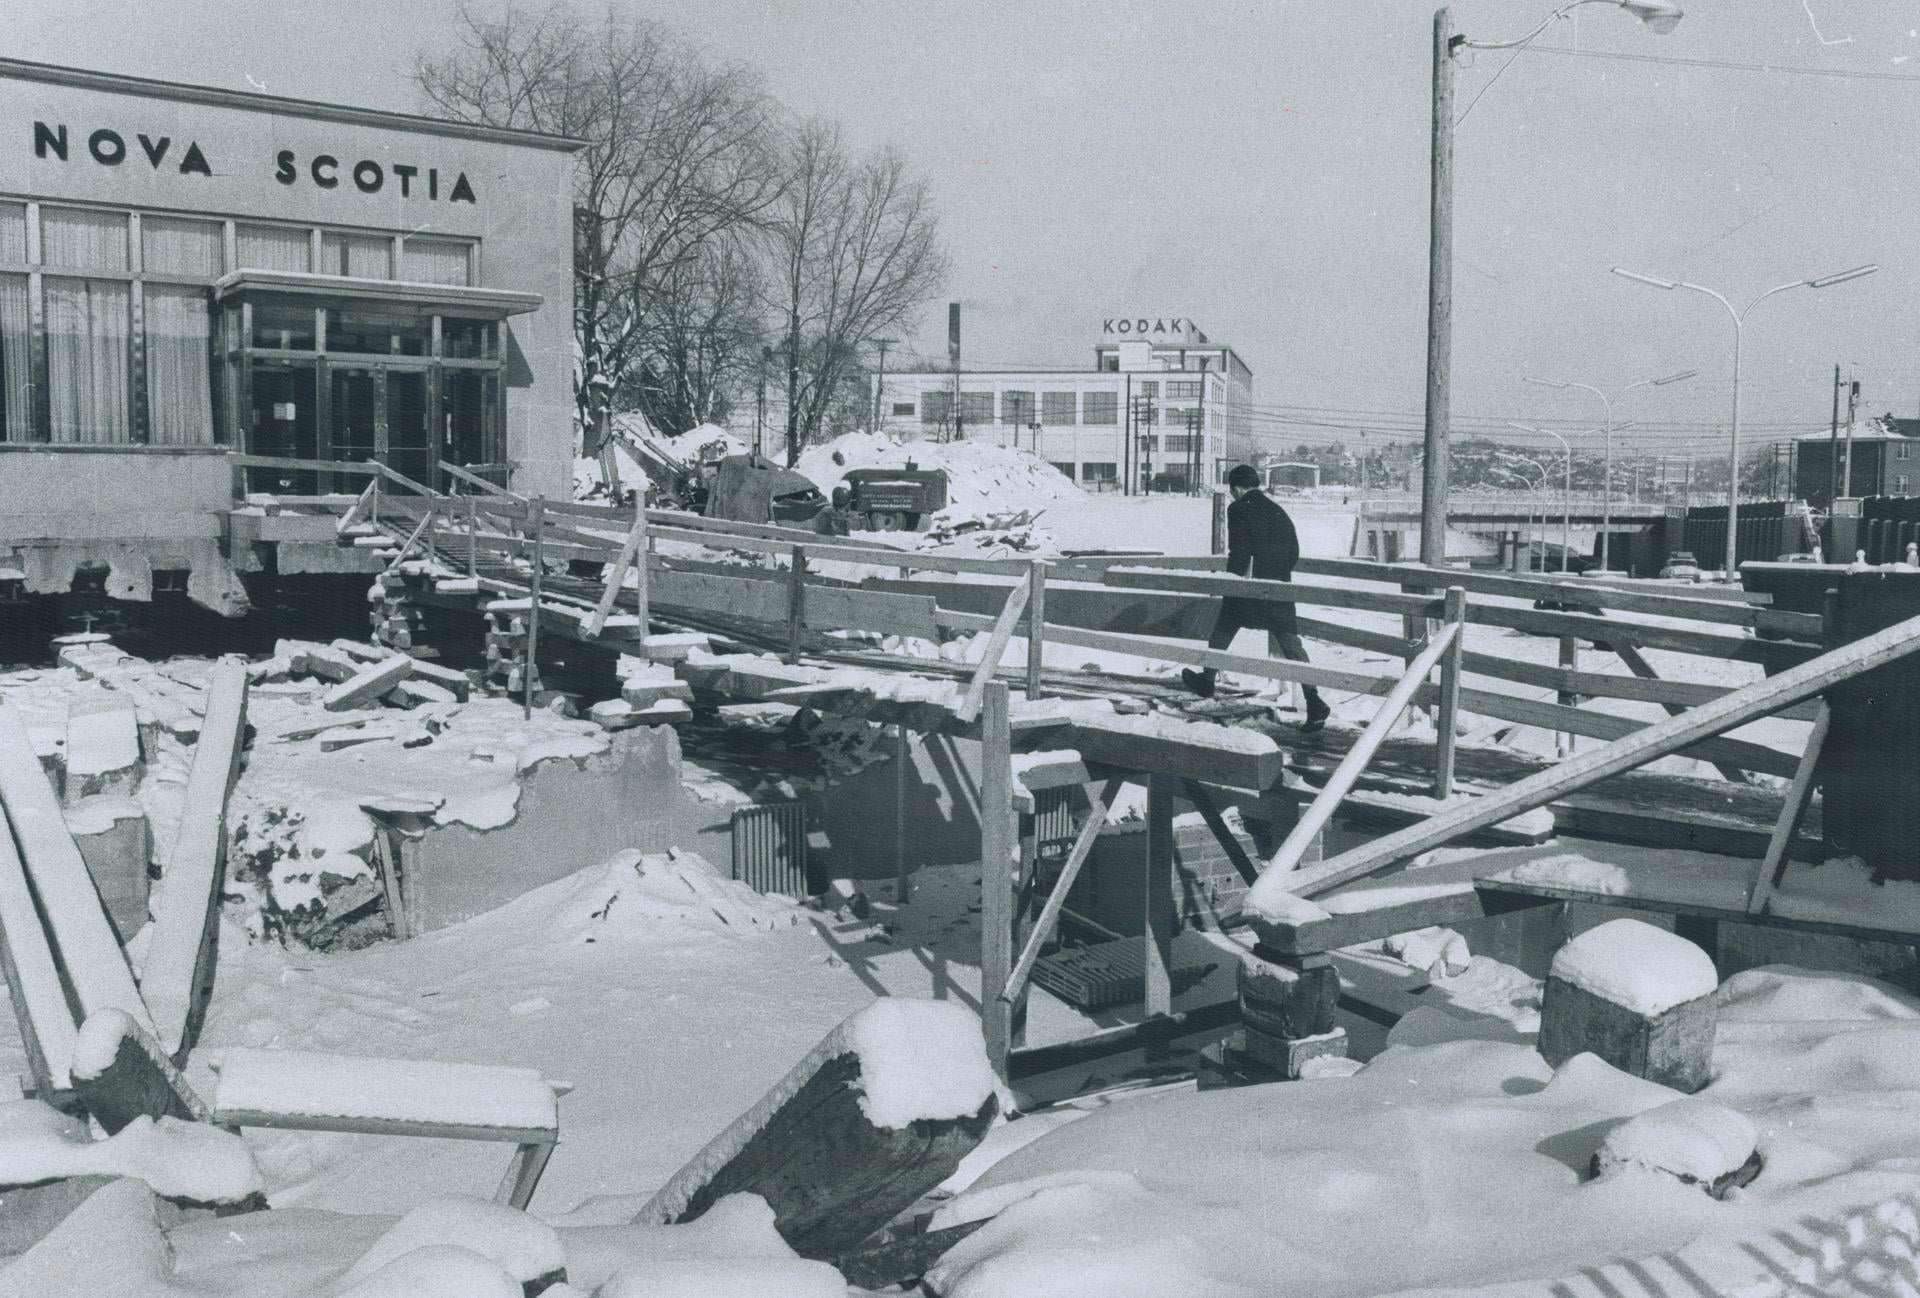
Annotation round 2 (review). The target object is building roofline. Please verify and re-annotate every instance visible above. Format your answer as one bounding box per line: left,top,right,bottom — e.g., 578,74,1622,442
0,57,588,153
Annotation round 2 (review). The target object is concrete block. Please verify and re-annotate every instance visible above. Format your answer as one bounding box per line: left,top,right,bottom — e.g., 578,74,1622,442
322,656,413,712
64,796,150,942
1237,949,1339,1039
62,697,142,805
385,679,457,710
1538,976,1717,1094
620,679,695,709
1239,1026,1348,1079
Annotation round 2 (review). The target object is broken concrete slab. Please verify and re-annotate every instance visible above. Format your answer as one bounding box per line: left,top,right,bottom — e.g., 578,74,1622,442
62,696,141,804
620,678,695,709
386,678,457,709
63,796,149,943
323,657,414,712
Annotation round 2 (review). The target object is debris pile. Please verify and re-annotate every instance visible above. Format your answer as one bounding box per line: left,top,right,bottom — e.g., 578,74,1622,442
795,431,1080,530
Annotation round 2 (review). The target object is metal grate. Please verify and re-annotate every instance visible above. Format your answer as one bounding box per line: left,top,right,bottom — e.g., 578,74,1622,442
730,801,810,897
1030,939,1218,1010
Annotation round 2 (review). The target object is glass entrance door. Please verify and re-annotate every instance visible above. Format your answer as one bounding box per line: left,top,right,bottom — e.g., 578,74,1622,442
247,360,318,494
330,365,378,466
327,364,433,492
386,369,432,490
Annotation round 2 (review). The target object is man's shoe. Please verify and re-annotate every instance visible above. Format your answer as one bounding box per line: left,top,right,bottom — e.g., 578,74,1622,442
1180,668,1216,698
1300,700,1331,734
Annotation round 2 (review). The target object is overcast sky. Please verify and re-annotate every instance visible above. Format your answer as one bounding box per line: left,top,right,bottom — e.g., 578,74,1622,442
10,0,1919,457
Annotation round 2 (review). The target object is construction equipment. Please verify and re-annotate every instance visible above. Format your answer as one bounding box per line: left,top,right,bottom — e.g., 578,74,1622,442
705,454,828,526
843,464,950,532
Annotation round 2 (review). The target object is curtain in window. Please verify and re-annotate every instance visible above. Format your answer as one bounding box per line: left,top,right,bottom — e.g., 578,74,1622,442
402,238,471,286
143,217,223,278
45,278,130,444
145,286,213,446
237,223,309,272
41,208,128,272
322,233,392,279
0,274,30,442
0,204,25,264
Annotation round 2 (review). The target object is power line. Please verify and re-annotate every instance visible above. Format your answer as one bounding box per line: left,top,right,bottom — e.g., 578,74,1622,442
1523,42,1920,84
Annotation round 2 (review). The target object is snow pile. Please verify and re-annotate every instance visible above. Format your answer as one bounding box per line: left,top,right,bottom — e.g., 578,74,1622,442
520,850,807,940
1549,918,1718,1014
1594,1096,1758,1187
0,1178,175,1294
794,430,1081,526
846,997,999,1129
338,1195,563,1289
335,1244,522,1298
0,1099,262,1203
598,1255,846,1298
1383,926,1471,979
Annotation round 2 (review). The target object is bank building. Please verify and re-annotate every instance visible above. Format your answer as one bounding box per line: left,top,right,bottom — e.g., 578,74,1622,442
0,58,579,637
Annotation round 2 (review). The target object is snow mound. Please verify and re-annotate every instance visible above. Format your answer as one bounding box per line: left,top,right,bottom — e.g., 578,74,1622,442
1550,919,1718,1015
0,1099,262,1203
514,850,807,941
565,1194,798,1290
1594,1097,1758,1187
794,430,1081,525
334,1243,521,1298
847,997,999,1130
598,1255,847,1298
1718,964,1920,1023
0,1178,175,1294
1383,926,1471,979
339,1195,563,1288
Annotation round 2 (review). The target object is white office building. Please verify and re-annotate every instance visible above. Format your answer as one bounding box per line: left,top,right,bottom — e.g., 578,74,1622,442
872,317,1254,492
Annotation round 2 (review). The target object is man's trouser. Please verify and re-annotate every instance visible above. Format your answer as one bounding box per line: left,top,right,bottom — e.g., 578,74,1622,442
1202,606,1324,711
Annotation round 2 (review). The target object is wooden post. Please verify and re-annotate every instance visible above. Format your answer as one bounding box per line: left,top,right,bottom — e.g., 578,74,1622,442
370,472,380,529
1211,490,1228,555
1556,634,1577,757
467,492,478,580
1025,560,1048,701
893,725,910,907
587,506,648,640
1746,702,1831,916
979,681,1014,1082
523,495,544,721
1144,773,1177,1018
1434,585,1465,798
786,545,807,665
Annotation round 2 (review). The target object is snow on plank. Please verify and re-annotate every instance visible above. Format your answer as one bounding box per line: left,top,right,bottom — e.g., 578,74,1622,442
212,1048,558,1138
322,654,413,712
0,799,78,1092
138,659,247,1057
0,702,154,1041
637,998,998,1259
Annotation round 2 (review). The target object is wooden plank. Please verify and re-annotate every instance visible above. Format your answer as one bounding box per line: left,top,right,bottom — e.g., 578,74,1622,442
1184,781,1261,887
1104,567,1444,619
322,655,412,712
438,459,524,498
957,581,1031,724
138,661,247,1058
69,1009,208,1134
1466,601,1809,665
1004,789,1109,1004
1244,605,1920,918
1435,586,1465,797
0,704,155,1040
786,546,807,665
1144,774,1178,1018
646,507,840,547
635,1004,997,1259
980,682,1016,1079
1747,702,1831,916
1267,624,1459,876
1614,641,1751,785
1294,554,1775,610
1026,560,1048,702
0,805,77,1092
1249,887,1526,958
648,521,1025,576
649,564,942,641
229,453,381,477
584,508,648,641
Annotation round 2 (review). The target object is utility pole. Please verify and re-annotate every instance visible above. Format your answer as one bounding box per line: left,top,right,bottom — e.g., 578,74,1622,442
948,303,962,443
785,305,801,467
1827,364,1842,503
1421,6,1455,567
755,346,770,459
1842,374,1861,498
1187,406,1203,494
869,337,896,435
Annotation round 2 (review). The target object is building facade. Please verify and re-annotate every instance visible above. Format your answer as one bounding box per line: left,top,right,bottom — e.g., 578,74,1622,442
1792,417,1920,505
0,59,578,611
872,317,1254,492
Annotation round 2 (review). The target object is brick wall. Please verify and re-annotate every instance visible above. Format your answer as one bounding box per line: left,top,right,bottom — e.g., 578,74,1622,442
1047,815,1260,938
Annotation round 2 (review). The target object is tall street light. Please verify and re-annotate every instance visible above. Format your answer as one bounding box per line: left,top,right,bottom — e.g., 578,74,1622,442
1506,421,1576,572
1422,0,1683,568
1612,263,1880,579
1523,369,1697,573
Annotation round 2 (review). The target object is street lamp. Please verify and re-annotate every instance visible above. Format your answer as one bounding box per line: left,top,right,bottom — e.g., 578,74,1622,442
1421,0,1682,567
1507,422,1576,572
1612,262,1880,579
1523,368,1696,573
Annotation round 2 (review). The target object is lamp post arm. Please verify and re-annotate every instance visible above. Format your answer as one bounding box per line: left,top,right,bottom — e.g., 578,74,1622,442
1460,0,1620,50
1739,280,1813,324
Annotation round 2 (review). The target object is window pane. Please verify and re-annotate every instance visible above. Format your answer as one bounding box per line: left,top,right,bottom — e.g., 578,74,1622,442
403,237,470,286
890,401,914,417
1041,391,1076,425
0,204,24,264
238,223,309,272
322,232,392,279
252,301,316,350
145,286,215,446
1000,390,1034,423
0,274,30,441
332,309,427,356
45,278,131,443
42,208,128,272
442,317,495,360
958,391,992,425
921,391,950,425
142,216,223,278
1083,392,1117,425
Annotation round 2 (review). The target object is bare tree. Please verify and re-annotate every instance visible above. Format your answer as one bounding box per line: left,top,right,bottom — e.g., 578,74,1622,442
416,5,784,446
620,238,764,434
769,120,948,466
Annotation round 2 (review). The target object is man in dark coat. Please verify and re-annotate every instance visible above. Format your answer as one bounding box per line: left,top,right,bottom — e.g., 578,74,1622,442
1182,464,1330,731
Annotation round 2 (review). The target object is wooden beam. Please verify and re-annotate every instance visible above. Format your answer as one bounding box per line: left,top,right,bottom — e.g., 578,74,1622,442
1266,623,1458,878
1466,601,1813,665
587,506,649,641
0,703,155,1041
1747,702,1831,916
1026,559,1048,702
0,804,76,1092
980,681,1015,1081
1614,641,1751,785
786,546,807,665
1184,781,1261,887
1144,774,1178,1017
647,522,1026,576
1293,554,1776,610
1104,567,1444,619
1435,586,1465,798
957,581,1031,724
138,660,248,1058
70,1009,208,1134
1244,606,1920,919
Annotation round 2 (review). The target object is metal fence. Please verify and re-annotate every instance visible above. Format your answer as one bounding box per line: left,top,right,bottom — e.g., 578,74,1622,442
730,802,810,897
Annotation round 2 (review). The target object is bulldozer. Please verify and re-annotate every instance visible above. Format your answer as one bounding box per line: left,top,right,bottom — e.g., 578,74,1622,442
841,464,949,532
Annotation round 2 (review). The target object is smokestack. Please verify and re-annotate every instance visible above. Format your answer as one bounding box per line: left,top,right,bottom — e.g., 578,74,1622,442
948,303,961,367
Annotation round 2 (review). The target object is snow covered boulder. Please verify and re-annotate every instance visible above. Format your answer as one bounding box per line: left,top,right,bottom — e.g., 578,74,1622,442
337,1194,565,1291
1592,1096,1761,1197
1539,919,1719,1093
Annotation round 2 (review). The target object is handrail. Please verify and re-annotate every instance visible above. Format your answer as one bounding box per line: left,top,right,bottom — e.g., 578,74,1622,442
1264,621,1460,878
1103,567,1445,620
438,460,525,500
